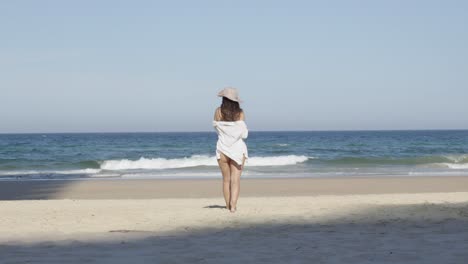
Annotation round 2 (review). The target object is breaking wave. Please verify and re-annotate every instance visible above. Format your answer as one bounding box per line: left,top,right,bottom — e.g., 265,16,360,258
100,155,310,170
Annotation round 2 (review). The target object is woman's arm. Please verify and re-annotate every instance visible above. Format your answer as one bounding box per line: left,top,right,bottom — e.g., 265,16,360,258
239,111,245,121
240,111,248,139
214,107,222,121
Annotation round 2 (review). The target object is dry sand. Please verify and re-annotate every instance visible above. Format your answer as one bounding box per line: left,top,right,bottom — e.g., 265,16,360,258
1,177,468,263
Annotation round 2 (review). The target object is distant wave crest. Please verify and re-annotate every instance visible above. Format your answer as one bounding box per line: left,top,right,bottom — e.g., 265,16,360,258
440,163,468,169
323,155,468,166
0,168,101,176
443,155,468,163
247,155,309,166
100,155,310,170
100,155,217,170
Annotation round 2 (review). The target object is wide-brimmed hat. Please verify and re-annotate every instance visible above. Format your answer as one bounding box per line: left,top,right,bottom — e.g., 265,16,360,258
218,87,242,103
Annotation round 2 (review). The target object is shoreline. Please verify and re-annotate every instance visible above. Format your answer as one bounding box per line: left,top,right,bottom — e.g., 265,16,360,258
1,175,468,200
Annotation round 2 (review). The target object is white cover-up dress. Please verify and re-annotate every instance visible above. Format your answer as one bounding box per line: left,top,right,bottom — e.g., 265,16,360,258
213,120,249,166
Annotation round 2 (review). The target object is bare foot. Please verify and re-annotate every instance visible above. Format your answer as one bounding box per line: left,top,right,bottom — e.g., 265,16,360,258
230,206,237,213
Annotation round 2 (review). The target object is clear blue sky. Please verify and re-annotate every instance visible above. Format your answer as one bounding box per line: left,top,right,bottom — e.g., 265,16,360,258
1,0,467,133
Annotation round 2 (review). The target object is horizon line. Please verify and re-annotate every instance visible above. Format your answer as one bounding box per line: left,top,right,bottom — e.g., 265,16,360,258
1,128,468,135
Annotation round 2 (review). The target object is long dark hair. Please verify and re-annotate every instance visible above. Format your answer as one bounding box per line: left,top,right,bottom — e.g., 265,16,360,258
220,97,243,121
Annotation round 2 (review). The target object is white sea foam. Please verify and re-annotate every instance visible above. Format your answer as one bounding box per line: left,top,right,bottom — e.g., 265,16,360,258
248,155,310,166
440,163,468,169
100,155,310,170
121,172,222,179
100,155,217,170
443,155,468,163
62,168,102,174
0,168,101,176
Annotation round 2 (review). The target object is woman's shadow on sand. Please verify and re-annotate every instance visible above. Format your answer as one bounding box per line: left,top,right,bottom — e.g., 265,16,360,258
203,205,227,209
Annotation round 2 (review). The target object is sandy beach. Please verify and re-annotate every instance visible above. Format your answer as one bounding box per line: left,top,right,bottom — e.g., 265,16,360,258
2,0,467,262
1,177,468,263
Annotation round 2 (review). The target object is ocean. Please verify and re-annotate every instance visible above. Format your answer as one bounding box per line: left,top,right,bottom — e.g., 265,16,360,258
0,130,468,180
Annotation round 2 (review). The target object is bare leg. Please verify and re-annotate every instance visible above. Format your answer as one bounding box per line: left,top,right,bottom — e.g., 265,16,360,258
229,157,244,213
217,153,231,209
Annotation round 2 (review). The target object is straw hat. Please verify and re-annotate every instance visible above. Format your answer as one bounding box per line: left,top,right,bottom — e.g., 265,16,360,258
218,87,242,103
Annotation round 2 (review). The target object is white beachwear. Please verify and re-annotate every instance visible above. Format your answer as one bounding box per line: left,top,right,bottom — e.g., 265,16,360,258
213,120,249,166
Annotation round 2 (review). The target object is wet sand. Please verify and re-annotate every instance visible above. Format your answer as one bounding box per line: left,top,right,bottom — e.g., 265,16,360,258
1,176,468,200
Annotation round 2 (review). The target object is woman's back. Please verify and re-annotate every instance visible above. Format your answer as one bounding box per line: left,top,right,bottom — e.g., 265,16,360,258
214,107,245,122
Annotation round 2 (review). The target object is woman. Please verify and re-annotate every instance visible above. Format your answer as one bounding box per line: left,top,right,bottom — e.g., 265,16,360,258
213,87,248,213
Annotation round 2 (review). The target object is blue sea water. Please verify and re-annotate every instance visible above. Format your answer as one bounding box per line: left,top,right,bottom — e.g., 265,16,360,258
0,130,468,180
